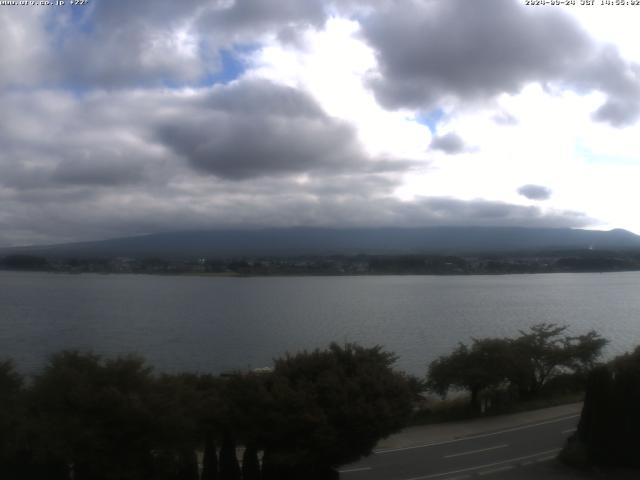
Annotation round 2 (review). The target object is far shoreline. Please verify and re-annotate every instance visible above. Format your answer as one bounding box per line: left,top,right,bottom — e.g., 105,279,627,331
1,268,639,278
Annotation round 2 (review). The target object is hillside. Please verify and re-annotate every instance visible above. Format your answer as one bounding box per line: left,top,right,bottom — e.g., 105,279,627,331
2,226,640,259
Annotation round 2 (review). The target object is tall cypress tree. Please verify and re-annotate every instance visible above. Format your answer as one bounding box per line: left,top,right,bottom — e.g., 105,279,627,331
579,366,614,464
219,431,241,480
563,347,640,468
177,449,199,480
259,449,275,480
260,450,296,480
201,433,218,480
241,444,260,480
151,450,180,480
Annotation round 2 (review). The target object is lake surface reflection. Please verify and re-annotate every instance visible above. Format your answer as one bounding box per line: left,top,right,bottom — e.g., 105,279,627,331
2,271,639,375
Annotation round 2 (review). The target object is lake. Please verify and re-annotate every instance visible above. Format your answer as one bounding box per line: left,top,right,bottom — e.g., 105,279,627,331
1,271,639,376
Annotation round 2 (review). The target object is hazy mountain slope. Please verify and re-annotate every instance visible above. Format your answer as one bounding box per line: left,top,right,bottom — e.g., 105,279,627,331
3,227,640,259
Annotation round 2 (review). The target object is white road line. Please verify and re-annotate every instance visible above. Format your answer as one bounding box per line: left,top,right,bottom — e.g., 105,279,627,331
338,466,372,474
478,465,514,476
444,444,508,459
375,415,579,454
535,455,558,463
399,448,561,480
561,428,577,434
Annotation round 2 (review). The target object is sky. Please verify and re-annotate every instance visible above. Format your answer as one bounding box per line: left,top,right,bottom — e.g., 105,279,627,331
1,0,640,246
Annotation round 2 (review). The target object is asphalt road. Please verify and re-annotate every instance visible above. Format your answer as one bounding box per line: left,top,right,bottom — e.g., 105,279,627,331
339,414,579,480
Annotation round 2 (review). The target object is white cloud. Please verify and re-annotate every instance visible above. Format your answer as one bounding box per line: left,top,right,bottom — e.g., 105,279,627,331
569,5,640,63
251,18,432,162
0,9,50,87
1,0,640,243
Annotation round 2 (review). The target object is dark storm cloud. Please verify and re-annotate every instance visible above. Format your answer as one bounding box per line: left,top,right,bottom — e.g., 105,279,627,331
518,184,553,201
430,133,466,154
361,0,640,126
154,80,391,180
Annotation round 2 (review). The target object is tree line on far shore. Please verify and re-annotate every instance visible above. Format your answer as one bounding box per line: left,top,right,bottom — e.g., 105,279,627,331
5,251,640,276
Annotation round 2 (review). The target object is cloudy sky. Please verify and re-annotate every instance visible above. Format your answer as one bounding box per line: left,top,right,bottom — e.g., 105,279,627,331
1,0,639,246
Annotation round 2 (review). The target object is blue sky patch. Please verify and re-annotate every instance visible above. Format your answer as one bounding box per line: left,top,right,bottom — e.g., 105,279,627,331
416,108,445,134
199,44,259,87
575,140,639,165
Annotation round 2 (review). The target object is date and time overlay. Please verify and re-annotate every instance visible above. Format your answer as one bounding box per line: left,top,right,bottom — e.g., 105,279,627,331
0,0,87,6
525,0,640,5
1,0,640,8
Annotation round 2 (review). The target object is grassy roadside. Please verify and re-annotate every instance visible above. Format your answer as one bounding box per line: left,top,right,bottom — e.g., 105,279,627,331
409,391,584,426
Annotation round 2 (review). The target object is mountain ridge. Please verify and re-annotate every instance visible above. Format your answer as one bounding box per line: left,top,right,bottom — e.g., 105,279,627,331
2,226,640,259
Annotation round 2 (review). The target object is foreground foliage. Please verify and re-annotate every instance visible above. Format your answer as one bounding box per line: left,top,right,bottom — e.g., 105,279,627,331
427,323,607,411
0,344,413,480
562,346,640,469
261,344,413,477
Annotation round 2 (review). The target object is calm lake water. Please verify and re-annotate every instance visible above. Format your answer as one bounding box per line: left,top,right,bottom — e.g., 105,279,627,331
1,271,640,376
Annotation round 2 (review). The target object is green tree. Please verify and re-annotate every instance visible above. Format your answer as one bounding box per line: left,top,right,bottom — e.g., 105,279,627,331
0,360,25,478
151,371,226,480
219,372,272,448
427,338,511,411
151,373,208,454
427,324,608,408
509,323,607,397
564,330,610,374
261,343,413,477
562,346,640,468
29,351,158,480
